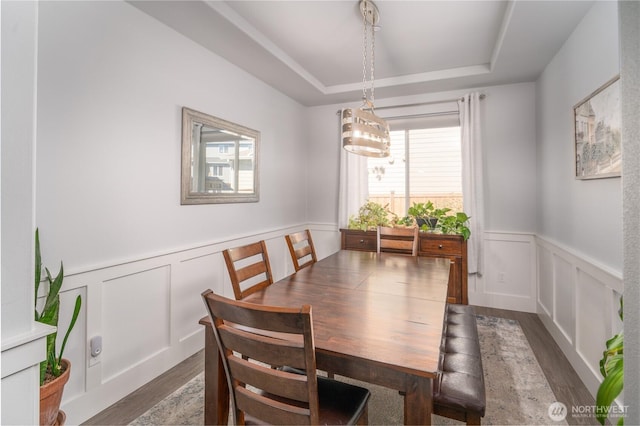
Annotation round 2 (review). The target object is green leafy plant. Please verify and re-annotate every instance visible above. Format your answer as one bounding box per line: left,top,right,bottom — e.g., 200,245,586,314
35,228,82,385
439,212,471,241
596,296,623,425
348,201,393,230
407,201,431,219
394,215,414,227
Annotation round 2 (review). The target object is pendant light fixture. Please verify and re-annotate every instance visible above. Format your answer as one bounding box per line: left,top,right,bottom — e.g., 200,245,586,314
341,0,390,158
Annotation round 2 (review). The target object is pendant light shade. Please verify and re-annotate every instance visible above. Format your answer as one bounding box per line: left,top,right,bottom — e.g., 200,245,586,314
342,0,390,158
342,106,390,157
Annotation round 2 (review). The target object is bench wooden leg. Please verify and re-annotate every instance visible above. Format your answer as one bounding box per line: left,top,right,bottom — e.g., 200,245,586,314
467,412,481,425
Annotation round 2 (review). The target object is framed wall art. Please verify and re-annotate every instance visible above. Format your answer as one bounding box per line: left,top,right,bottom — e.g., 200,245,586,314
574,76,621,179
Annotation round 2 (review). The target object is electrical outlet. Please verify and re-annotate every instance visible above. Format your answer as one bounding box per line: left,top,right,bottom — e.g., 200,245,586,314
89,336,102,367
498,272,506,283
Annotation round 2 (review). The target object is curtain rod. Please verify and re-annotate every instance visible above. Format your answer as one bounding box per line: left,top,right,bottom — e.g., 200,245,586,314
335,94,485,114
376,94,486,111
384,110,459,121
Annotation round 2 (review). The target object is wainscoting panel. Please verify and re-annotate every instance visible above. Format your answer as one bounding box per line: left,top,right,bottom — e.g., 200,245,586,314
553,254,575,343
575,269,614,378
536,236,623,398
175,253,221,342
469,232,537,313
102,266,172,382
58,224,340,425
538,247,554,316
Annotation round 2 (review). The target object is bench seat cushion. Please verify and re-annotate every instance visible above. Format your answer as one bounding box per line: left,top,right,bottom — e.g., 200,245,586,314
434,304,486,418
438,371,486,414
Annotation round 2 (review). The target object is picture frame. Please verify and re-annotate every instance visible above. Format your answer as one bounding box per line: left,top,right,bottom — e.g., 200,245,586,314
574,75,621,179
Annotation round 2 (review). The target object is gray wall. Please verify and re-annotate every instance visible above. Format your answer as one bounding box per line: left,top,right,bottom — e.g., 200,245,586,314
306,83,538,234
536,1,621,272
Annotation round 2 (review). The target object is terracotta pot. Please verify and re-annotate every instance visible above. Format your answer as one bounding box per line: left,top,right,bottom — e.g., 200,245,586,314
40,359,70,426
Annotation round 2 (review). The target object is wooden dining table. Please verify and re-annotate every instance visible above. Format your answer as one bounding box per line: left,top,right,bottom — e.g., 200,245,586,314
199,249,451,425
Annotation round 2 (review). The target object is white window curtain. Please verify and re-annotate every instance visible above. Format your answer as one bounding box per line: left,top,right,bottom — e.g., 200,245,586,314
458,93,485,275
338,113,369,229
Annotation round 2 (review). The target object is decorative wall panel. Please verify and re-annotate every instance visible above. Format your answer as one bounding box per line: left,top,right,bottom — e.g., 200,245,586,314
102,266,171,381
536,236,622,396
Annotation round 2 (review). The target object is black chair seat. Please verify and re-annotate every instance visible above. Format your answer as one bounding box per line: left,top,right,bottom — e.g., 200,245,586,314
280,366,371,425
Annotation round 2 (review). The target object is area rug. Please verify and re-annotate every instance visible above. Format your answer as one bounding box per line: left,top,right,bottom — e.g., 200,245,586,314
130,315,564,425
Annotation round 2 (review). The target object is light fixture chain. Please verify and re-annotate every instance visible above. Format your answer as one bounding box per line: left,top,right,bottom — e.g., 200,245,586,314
370,14,375,105
362,1,368,102
342,0,390,158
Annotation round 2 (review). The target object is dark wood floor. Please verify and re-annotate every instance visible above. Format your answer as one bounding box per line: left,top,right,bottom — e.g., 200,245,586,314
83,306,596,425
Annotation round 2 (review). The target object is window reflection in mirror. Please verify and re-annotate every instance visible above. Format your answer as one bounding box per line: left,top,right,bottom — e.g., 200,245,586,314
181,107,259,204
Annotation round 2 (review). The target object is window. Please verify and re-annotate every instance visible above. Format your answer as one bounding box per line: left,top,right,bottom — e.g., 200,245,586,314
367,126,462,217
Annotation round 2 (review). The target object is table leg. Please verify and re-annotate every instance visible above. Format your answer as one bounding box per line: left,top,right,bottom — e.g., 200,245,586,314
404,376,432,425
203,323,229,425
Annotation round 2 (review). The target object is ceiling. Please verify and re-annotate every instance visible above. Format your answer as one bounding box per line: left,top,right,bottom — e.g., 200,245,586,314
129,0,594,106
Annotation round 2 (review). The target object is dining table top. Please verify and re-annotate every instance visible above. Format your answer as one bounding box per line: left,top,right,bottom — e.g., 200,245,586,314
241,249,451,380
199,249,451,425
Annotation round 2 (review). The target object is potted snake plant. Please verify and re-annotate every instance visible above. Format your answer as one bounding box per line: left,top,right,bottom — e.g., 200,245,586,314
35,228,82,426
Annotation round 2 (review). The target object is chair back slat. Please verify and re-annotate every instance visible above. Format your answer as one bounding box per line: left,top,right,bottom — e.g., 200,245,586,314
228,356,310,400
285,230,318,272
377,226,419,256
218,326,307,369
235,261,269,283
223,241,274,300
236,387,311,425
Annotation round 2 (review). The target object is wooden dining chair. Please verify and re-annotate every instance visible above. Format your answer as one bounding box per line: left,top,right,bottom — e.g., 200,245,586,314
376,226,419,256
201,290,371,425
285,229,318,272
223,240,274,301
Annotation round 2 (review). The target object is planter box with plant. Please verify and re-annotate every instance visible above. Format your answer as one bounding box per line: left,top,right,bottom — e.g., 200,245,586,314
348,201,394,231
438,212,471,241
407,201,451,231
35,228,82,426
407,201,471,240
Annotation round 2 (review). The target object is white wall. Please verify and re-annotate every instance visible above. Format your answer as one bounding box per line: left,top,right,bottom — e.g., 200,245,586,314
27,2,311,423
35,1,309,271
1,2,50,425
307,83,540,311
535,0,623,404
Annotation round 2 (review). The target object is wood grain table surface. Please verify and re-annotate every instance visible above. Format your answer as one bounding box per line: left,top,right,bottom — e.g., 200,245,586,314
200,250,450,425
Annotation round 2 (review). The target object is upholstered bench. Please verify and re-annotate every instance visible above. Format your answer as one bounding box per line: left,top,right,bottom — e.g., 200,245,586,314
433,304,486,425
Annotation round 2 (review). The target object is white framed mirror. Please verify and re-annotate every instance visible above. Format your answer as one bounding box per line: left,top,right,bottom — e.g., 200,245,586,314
181,107,259,204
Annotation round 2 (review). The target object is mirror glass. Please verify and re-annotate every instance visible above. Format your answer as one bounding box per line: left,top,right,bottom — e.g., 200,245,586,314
181,107,259,204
